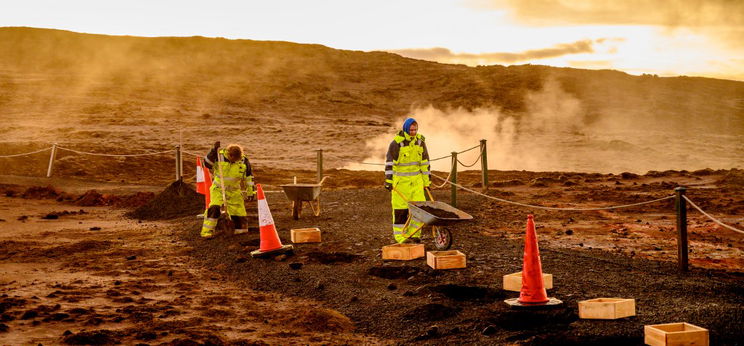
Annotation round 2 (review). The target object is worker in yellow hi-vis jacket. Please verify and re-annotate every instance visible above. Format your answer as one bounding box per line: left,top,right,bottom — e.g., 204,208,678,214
384,117,431,243
200,142,255,238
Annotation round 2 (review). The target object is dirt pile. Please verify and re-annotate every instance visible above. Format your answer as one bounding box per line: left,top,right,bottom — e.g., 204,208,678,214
718,169,744,188
281,308,355,333
125,180,203,220
20,186,75,202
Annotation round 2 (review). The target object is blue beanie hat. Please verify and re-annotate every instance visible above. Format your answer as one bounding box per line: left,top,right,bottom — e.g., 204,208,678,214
402,117,417,135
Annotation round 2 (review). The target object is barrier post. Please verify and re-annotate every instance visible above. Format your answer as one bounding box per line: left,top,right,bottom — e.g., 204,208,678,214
675,187,689,272
451,151,457,207
316,149,323,183
480,139,488,192
175,145,182,181
46,144,57,178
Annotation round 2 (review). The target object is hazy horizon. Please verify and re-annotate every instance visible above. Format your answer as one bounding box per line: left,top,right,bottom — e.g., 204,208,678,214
2,0,743,81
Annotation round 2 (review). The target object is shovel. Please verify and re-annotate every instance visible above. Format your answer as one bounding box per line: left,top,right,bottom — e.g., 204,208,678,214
216,148,235,235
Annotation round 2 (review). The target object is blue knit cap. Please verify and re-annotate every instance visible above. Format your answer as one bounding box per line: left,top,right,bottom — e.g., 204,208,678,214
402,117,417,135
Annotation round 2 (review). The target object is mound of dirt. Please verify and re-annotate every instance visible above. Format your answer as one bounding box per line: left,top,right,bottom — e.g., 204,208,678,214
282,308,355,333
125,180,204,220
74,190,106,206
22,186,63,199
718,169,744,188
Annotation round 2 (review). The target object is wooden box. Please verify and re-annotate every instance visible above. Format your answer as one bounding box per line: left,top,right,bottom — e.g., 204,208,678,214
426,250,466,269
290,228,321,243
578,298,635,319
644,322,709,346
381,244,425,260
503,271,553,292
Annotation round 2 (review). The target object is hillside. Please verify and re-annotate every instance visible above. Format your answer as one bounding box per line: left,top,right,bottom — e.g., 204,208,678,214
0,27,742,176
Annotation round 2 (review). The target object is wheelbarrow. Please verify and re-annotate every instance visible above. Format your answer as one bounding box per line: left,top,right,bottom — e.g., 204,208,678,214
394,187,473,250
280,176,328,220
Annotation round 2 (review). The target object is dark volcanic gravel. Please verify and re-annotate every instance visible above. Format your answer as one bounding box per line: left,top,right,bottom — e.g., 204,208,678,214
181,188,744,345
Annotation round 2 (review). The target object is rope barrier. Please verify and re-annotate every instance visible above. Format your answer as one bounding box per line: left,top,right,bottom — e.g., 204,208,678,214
0,146,52,158
683,196,744,235
431,168,454,189
430,172,675,211
429,154,452,162
457,151,482,168
56,146,173,157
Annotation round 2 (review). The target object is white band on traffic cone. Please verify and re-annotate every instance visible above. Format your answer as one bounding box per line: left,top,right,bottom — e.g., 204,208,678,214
258,194,275,228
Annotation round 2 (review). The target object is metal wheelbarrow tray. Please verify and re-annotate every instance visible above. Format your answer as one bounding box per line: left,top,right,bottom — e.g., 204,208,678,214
408,201,473,226
280,179,326,219
280,183,322,202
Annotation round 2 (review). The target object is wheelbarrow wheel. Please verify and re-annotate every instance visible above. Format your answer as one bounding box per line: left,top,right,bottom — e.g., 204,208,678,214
291,200,302,220
432,226,452,250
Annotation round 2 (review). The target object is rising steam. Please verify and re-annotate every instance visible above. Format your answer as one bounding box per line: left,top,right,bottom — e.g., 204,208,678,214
349,78,743,174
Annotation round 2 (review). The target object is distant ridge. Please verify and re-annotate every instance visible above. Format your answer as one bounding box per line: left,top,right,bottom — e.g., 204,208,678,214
0,27,742,133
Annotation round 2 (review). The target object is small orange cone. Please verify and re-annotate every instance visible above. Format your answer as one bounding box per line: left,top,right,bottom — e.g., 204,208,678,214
250,184,293,258
195,157,212,210
505,215,562,308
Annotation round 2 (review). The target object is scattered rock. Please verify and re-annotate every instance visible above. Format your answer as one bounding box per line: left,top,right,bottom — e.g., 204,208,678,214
482,325,497,336
89,227,102,231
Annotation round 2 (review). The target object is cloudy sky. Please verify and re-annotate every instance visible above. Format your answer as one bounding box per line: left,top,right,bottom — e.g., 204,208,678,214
2,0,742,80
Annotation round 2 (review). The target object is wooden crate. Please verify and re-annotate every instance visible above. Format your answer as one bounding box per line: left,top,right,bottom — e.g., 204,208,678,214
427,250,466,270
644,322,709,346
290,228,321,243
578,298,635,319
382,244,425,260
502,271,553,292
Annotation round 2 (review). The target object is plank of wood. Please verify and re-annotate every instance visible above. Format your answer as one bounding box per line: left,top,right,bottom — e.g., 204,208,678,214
578,298,635,319
382,244,425,260
426,250,466,269
644,322,709,346
290,228,321,243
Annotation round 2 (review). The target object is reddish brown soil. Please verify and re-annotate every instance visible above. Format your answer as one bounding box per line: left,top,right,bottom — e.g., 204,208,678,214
2,167,742,344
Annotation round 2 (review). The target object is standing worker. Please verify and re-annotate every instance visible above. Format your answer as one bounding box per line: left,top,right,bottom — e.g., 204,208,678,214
200,141,256,238
384,117,431,243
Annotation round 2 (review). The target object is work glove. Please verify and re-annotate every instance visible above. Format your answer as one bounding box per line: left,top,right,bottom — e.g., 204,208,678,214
213,141,220,150
384,182,392,191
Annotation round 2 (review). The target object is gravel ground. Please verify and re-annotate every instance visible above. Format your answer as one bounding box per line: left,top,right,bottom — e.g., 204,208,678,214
181,188,744,345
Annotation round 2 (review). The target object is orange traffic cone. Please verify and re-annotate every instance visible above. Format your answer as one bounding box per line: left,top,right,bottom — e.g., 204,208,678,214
195,157,212,210
250,184,293,258
505,215,562,309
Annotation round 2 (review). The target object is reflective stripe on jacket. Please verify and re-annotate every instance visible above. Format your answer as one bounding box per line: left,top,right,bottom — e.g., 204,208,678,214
385,131,430,187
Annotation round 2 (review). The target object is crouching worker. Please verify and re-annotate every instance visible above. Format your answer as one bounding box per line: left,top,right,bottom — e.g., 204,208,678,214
200,141,256,238
385,117,431,243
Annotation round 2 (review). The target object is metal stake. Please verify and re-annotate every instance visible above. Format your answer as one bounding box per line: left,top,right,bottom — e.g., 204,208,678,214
46,144,57,178
675,187,689,272
480,139,488,191
317,149,323,183
451,151,458,207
